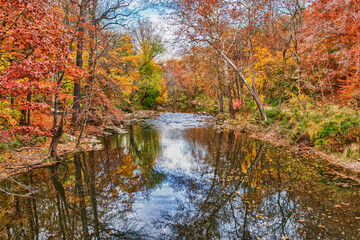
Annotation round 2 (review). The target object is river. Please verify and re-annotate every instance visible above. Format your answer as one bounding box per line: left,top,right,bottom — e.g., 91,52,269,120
0,113,359,239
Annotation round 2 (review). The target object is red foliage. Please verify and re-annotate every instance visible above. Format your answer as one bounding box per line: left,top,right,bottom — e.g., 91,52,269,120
233,98,245,110
0,126,50,142
302,0,360,102
0,0,78,107
0,0,82,141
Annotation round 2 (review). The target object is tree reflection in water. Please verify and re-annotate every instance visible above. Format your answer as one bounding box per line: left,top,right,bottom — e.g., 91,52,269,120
0,123,161,239
155,127,360,240
0,117,359,240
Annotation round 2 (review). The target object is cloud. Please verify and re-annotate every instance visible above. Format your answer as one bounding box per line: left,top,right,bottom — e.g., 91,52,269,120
139,7,182,61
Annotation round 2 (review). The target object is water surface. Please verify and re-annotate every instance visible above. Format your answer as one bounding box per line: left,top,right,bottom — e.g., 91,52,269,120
0,113,359,239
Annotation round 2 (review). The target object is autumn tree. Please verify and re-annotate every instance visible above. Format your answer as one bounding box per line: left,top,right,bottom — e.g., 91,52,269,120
301,0,360,105
248,0,305,105
130,20,167,109
0,0,78,144
162,46,221,113
175,0,268,120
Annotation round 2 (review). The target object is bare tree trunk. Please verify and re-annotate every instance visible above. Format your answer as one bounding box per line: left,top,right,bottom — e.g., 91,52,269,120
76,54,96,148
235,75,240,100
49,103,66,158
292,0,304,96
240,77,244,108
217,61,224,113
224,61,234,118
73,0,87,126
54,92,59,127
76,0,97,147
249,36,258,95
278,50,287,106
26,93,31,126
53,73,59,127
212,43,268,121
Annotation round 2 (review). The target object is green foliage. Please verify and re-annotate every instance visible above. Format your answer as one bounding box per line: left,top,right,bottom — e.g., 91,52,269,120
0,155,5,163
132,35,167,109
245,97,256,111
141,89,161,109
261,108,281,124
62,76,74,92
265,108,276,119
275,97,360,154
36,136,47,143
0,139,21,151
194,94,218,113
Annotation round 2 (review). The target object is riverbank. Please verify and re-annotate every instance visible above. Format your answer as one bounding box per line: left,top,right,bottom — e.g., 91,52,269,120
184,95,360,174
2,111,358,240
1,109,360,184
0,110,158,180
213,114,360,185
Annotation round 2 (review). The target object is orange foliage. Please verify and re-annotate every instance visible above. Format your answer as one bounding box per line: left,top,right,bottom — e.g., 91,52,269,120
302,0,360,103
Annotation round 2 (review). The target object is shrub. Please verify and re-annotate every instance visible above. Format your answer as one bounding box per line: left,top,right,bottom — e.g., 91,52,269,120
265,108,277,119
278,98,360,154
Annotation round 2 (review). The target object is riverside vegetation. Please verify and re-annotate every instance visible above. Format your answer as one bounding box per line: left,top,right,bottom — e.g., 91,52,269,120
1,0,360,176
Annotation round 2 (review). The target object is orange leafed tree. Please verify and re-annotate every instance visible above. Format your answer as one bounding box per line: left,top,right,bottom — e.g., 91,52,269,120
0,0,79,142
175,0,269,120
302,0,360,104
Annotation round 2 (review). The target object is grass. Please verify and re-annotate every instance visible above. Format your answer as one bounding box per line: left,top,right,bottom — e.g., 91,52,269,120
264,96,360,159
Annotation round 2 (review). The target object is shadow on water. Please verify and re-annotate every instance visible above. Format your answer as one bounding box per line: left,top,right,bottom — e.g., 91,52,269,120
0,113,359,239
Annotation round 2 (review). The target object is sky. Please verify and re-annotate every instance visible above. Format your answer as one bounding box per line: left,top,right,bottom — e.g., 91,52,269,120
138,6,181,61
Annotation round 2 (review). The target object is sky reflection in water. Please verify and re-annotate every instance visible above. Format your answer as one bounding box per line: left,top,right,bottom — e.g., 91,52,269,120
0,113,359,239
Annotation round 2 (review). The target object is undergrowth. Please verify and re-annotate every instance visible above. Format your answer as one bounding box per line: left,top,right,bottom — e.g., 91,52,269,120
265,95,360,159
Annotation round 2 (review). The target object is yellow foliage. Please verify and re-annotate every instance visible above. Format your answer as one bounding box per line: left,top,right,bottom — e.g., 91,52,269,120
244,44,276,92
103,35,141,96
0,100,21,128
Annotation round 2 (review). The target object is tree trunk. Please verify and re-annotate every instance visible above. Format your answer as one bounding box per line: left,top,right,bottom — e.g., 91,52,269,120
217,61,224,113
76,3,97,147
278,49,287,106
73,0,86,126
49,103,66,158
27,93,31,126
235,75,240,100
212,43,268,121
224,61,234,118
20,108,26,125
249,36,258,95
53,92,59,127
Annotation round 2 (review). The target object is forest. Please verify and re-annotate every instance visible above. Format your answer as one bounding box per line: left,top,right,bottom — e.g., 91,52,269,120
1,0,360,166
1,1,360,239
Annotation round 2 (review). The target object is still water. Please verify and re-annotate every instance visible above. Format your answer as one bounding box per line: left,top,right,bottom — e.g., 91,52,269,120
0,113,359,239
